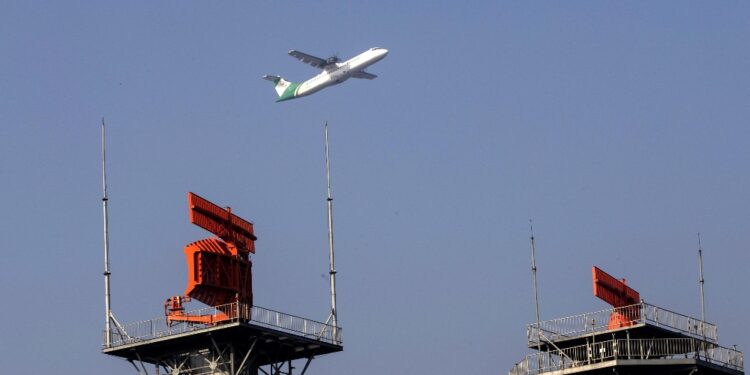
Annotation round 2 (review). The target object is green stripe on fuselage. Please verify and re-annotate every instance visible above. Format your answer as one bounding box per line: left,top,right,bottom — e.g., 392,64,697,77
277,82,301,102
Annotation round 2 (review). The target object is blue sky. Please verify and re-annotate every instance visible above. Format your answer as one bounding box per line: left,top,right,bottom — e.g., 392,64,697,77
1,2,748,374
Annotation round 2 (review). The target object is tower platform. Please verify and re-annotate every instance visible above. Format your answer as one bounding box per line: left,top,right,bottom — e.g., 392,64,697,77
527,302,718,351
512,302,743,375
103,303,342,374
512,358,743,375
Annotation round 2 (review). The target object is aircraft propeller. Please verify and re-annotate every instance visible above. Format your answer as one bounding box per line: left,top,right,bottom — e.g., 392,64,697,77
326,52,340,65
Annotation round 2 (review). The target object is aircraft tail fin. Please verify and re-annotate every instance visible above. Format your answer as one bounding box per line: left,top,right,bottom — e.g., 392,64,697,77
263,75,299,101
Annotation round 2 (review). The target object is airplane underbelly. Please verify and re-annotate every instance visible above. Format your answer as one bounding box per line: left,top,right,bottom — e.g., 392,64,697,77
333,76,350,85
331,70,352,83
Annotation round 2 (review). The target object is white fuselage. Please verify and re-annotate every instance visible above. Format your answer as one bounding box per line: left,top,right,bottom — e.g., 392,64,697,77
296,47,388,97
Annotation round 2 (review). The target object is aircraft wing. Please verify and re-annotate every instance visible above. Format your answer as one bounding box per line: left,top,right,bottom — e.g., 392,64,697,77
352,70,377,80
288,50,328,69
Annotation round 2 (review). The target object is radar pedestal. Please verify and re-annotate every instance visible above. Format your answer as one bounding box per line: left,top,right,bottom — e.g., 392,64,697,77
102,193,342,375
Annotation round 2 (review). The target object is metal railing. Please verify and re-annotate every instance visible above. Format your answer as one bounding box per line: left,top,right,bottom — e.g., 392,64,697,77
527,302,718,346
103,302,342,349
510,337,743,375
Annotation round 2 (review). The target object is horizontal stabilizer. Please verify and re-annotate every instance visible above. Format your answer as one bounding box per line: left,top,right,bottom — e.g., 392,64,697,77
263,75,281,83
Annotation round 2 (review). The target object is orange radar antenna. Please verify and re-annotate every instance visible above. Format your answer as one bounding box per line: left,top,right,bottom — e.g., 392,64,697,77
188,192,256,254
592,266,641,329
164,192,257,326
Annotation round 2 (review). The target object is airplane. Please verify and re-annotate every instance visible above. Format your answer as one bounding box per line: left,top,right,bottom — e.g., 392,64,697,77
263,47,388,102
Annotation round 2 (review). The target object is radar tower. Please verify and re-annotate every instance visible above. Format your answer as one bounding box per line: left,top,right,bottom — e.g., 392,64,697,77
510,265,744,375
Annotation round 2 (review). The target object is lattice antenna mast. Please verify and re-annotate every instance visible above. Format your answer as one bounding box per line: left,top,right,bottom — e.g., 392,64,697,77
101,118,113,348
324,122,338,338
698,233,706,337
529,220,542,355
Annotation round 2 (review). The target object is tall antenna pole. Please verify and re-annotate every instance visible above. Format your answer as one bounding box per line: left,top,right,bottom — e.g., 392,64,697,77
698,233,706,338
529,220,542,356
324,122,338,340
102,118,113,348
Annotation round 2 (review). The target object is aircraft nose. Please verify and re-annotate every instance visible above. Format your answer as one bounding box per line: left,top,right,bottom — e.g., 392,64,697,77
380,48,389,57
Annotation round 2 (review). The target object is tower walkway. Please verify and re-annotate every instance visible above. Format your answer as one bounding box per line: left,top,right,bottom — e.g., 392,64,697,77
527,302,718,348
512,336,743,375
515,302,742,375
102,301,342,350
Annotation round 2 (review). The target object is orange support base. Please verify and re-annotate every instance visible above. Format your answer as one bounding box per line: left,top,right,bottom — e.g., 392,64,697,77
164,296,230,327
607,311,635,329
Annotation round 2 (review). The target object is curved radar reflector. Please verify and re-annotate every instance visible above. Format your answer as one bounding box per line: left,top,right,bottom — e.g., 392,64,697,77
184,238,253,307
592,266,641,329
